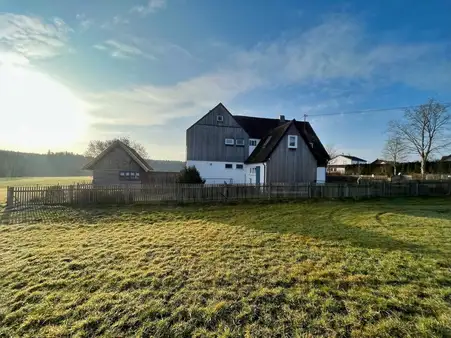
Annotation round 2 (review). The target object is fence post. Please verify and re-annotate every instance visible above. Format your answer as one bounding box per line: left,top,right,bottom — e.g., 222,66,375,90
69,185,74,204
6,187,14,208
416,182,419,196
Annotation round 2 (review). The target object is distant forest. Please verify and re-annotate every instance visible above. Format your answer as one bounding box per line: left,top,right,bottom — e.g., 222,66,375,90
0,150,91,177
0,150,185,178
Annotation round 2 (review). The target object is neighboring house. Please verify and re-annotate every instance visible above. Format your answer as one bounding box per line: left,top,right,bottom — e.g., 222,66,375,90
371,158,390,165
441,155,451,161
186,103,329,184
327,154,367,174
83,140,181,185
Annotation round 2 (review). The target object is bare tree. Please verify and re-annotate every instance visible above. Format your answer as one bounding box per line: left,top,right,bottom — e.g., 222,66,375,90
85,137,148,159
389,99,451,176
325,144,338,160
382,134,408,176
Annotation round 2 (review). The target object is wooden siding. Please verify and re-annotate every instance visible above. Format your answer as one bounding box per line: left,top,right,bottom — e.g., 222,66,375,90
187,126,250,162
195,104,241,127
266,124,317,183
187,104,251,162
91,146,142,185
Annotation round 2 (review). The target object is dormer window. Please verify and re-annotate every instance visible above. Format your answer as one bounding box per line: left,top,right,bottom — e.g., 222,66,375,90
288,135,298,149
217,115,224,122
236,139,245,146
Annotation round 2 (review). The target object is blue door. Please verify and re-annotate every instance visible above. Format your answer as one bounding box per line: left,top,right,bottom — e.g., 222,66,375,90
255,166,261,184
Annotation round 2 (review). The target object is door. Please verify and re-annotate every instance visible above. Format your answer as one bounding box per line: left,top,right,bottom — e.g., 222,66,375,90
255,166,260,184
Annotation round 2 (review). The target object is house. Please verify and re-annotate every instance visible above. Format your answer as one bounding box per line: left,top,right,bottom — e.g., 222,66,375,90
371,158,389,165
186,103,329,184
327,154,367,174
441,155,451,161
83,140,182,185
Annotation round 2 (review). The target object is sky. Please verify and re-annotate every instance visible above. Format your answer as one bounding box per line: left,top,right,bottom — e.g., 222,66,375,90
0,0,450,161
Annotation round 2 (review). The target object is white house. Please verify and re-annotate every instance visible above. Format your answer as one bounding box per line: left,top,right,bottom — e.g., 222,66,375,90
327,154,367,174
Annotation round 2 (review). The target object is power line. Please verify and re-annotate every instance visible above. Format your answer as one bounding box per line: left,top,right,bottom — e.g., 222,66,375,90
306,101,451,118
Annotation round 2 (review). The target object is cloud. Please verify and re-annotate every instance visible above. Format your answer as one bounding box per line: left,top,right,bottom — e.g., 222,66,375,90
94,39,156,60
130,0,167,16
230,16,451,90
100,15,130,30
0,13,72,63
75,13,93,31
87,14,451,129
86,69,262,125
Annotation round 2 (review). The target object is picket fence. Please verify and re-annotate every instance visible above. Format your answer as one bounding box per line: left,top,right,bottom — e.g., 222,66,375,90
5,181,451,208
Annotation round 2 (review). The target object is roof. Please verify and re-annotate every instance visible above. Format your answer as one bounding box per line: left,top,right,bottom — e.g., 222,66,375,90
83,140,153,172
245,121,293,164
371,158,389,164
147,160,185,172
233,115,283,139
441,155,451,161
244,120,330,166
333,154,367,162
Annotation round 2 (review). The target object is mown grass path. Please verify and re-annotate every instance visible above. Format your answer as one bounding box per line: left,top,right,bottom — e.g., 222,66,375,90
0,198,450,337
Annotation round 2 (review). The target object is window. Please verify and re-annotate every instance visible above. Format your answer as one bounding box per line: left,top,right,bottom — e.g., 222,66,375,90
288,135,298,149
217,115,224,122
236,139,245,146
249,139,258,146
249,167,256,174
225,138,235,145
119,171,140,180
236,164,244,169
225,164,233,169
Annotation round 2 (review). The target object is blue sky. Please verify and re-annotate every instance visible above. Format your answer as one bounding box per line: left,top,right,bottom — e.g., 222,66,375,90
0,0,450,160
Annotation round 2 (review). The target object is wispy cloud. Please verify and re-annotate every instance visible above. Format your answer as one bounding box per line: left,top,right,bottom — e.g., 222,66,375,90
0,13,72,64
100,15,130,30
87,14,451,128
75,13,93,31
87,69,261,125
130,0,167,16
94,39,156,60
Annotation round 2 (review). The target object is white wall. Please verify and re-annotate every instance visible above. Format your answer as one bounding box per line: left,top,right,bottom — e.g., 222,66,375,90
246,163,266,184
187,160,247,184
329,156,366,166
316,167,326,183
328,156,352,165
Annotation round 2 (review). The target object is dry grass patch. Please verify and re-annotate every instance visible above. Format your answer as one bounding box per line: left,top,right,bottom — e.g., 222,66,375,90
0,198,450,337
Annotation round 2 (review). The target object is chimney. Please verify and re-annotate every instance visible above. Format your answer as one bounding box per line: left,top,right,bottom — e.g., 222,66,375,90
279,115,285,122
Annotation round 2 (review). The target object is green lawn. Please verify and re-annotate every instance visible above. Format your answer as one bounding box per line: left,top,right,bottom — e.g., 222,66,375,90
0,199,450,337
0,177,91,204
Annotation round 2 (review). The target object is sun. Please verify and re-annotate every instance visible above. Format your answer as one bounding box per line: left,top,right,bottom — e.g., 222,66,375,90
0,64,89,152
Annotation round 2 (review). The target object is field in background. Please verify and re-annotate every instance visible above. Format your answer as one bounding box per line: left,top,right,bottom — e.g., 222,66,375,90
0,199,450,336
0,177,91,204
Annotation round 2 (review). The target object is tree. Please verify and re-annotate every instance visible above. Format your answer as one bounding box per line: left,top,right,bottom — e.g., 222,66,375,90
84,137,148,159
177,166,205,184
389,99,451,177
325,144,338,160
382,134,408,176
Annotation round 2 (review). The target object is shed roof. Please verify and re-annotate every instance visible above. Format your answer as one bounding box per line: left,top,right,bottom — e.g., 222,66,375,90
83,140,153,172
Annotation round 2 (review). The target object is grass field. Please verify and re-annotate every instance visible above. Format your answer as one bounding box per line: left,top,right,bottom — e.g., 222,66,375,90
0,199,450,337
0,176,91,204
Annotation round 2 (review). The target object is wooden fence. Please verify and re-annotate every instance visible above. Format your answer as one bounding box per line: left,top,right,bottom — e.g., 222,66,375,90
5,181,451,208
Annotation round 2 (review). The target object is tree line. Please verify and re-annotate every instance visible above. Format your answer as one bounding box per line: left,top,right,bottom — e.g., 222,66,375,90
344,160,451,176
0,150,90,177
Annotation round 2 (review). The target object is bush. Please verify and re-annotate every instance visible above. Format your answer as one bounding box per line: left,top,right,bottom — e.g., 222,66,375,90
177,166,205,184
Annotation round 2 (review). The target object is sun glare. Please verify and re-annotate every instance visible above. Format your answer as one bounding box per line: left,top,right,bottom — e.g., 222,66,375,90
0,64,89,153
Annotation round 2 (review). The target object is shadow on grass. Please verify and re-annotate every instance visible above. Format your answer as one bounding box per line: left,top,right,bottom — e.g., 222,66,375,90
0,199,446,256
